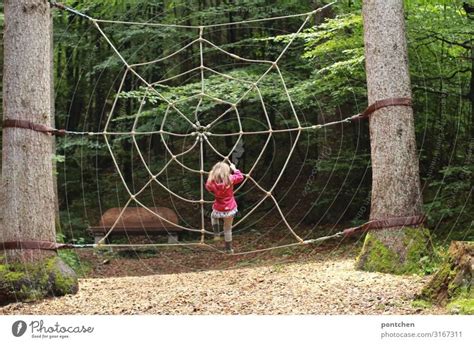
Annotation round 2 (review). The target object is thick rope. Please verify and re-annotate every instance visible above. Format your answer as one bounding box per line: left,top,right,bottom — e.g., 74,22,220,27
1,214,425,253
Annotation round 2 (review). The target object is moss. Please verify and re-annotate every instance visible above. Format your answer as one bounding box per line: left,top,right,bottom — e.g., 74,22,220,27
356,227,433,275
447,298,474,315
356,233,399,273
0,255,78,305
403,227,433,273
421,241,472,297
4,271,26,282
448,279,471,300
418,264,452,302
0,267,39,303
411,299,432,309
47,257,78,295
417,241,473,316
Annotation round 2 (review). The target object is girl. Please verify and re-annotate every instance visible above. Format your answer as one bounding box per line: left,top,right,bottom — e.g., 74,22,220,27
205,161,244,253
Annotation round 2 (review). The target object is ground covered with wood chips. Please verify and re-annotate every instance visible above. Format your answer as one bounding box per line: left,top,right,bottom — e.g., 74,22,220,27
0,235,447,315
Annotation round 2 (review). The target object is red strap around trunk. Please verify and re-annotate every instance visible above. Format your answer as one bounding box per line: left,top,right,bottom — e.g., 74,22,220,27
343,215,426,237
352,97,413,121
0,240,74,251
3,119,66,137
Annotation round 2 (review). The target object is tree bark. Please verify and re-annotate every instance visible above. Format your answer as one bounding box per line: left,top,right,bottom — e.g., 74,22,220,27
50,8,62,236
356,0,430,273
2,0,56,262
1,0,78,305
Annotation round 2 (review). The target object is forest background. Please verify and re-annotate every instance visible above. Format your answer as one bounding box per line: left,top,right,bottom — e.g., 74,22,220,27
0,0,471,246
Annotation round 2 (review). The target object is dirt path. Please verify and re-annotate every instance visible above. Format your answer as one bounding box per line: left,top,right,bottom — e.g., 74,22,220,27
0,255,446,315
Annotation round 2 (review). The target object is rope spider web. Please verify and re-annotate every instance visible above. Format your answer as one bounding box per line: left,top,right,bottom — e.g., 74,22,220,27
56,2,355,254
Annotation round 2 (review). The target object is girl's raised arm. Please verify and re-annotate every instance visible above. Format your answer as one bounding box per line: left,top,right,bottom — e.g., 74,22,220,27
205,178,215,192
230,168,244,185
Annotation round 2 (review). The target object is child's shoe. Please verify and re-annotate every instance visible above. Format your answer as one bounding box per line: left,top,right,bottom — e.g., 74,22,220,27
225,241,234,254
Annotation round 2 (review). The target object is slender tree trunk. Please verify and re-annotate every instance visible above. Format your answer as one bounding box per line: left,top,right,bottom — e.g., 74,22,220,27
356,0,430,273
1,0,77,304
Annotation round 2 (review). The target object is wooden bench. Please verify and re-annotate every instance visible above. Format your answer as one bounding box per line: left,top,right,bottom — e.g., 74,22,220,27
88,207,182,244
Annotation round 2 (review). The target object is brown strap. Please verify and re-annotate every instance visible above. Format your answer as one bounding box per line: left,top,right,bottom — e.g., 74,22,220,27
3,119,66,137
50,1,67,10
0,240,74,251
352,97,413,121
343,214,426,237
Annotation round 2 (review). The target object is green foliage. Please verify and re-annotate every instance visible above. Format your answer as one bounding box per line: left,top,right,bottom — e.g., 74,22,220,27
408,1,473,238
418,248,444,275
447,298,474,315
58,250,88,274
270,11,366,108
56,233,91,276
423,163,473,239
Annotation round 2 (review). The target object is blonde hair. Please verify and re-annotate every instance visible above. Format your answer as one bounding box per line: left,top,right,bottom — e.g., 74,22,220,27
208,162,231,185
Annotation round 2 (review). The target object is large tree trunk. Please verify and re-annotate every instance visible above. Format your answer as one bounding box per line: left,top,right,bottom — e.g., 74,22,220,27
0,0,77,305
356,0,431,274
2,0,55,262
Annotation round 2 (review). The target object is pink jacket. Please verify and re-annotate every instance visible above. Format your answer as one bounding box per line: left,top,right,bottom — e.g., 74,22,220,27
205,169,244,212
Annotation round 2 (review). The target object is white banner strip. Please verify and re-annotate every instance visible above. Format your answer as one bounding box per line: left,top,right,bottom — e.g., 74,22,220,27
0,315,472,344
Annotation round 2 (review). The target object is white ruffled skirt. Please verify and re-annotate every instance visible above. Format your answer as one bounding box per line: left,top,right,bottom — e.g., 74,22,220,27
211,207,238,218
